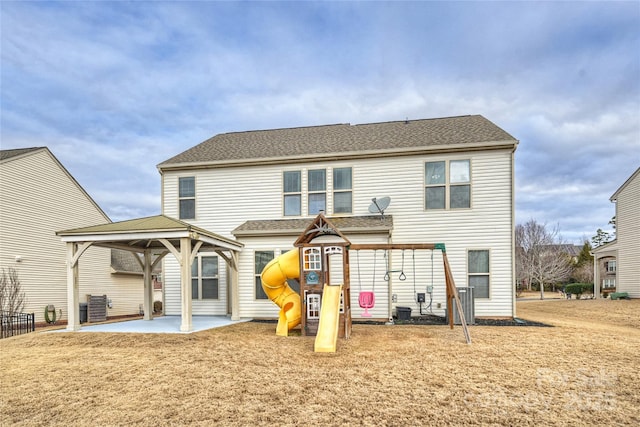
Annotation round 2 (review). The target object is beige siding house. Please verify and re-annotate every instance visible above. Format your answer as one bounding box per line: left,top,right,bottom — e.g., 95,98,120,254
0,147,144,323
158,115,519,320
594,168,640,298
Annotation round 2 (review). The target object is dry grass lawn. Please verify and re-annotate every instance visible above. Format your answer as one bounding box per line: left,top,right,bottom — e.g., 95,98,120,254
1,299,639,426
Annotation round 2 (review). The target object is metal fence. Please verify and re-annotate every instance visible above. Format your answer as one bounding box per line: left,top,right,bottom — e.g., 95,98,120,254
1,311,35,339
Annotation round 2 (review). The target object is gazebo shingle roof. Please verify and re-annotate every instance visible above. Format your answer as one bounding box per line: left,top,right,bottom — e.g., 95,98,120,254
158,115,517,169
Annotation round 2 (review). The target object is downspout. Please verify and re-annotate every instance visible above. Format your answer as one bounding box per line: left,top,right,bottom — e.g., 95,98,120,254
511,146,517,318
386,231,394,324
592,251,600,299
159,167,167,318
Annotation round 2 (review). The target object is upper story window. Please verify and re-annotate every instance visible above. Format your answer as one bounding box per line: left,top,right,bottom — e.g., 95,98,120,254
425,160,470,210
468,249,489,298
308,169,326,215
179,176,195,219
333,167,352,214
606,260,617,272
191,255,218,300
283,171,301,216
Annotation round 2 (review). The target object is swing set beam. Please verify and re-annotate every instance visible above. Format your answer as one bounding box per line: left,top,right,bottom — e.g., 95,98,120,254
348,243,471,344
349,243,440,251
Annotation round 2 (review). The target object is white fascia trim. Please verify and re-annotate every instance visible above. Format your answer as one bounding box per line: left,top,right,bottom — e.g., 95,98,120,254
59,230,190,243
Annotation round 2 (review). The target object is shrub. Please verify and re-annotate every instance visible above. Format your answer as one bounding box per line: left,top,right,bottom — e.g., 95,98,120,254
565,283,593,298
153,300,163,313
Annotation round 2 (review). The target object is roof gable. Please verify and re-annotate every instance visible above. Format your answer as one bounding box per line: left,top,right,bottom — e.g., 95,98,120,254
610,167,640,201
158,115,518,170
1,146,110,222
294,213,351,246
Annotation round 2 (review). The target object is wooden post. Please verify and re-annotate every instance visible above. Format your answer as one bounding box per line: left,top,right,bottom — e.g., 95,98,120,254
143,250,153,321
443,252,472,344
66,243,80,331
180,237,193,332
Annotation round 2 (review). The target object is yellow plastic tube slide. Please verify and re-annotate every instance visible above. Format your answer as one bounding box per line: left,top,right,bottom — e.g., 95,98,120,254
260,249,301,336
314,284,343,353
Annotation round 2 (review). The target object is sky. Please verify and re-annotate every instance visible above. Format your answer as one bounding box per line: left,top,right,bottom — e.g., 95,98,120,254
1,1,639,244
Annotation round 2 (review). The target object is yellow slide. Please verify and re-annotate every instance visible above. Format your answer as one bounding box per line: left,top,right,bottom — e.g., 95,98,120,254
260,249,301,336
314,284,343,353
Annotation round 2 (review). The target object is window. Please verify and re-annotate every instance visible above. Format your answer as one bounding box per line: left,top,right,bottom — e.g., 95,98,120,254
603,278,616,289
303,247,322,271
308,169,326,215
283,171,301,216
191,255,218,300
606,260,617,272
255,251,274,300
333,167,352,214
179,177,195,219
468,250,489,298
306,293,321,319
425,160,470,210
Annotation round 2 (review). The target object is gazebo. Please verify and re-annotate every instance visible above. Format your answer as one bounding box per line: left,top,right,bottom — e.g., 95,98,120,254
57,215,243,332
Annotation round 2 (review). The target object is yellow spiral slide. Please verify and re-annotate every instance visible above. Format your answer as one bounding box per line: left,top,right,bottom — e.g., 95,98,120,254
260,249,302,336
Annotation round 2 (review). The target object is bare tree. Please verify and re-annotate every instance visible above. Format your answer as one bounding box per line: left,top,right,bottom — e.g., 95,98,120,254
572,241,594,284
0,267,26,316
515,220,573,299
572,262,594,284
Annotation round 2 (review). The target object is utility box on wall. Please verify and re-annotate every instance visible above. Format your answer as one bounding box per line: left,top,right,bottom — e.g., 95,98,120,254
447,287,475,325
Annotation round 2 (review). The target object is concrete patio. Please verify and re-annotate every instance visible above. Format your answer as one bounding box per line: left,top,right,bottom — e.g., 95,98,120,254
54,316,252,334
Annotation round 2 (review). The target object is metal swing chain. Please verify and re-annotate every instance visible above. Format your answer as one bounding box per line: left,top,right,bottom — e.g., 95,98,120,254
412,249,417,300
372,249,376,291
383,249,389,281
356,250,362,293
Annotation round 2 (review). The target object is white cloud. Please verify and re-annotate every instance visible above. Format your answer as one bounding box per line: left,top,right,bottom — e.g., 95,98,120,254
1,1,638,240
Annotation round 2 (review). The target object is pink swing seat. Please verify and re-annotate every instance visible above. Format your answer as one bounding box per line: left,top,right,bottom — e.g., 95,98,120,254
359,291,375,317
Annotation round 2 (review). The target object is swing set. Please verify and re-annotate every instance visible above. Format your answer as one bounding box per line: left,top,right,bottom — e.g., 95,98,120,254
356,248,435,317
290,213,471,346
350,243,471,344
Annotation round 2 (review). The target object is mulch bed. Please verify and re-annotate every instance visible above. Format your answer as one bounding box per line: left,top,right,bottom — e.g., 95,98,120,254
257,314,552,327
367,314,552,327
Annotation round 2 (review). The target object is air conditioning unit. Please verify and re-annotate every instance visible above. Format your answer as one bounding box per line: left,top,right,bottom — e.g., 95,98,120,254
447,287,475,325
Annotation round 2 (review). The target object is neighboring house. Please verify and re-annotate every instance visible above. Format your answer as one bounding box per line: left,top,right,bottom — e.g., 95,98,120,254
110,249,163,310
592,240,617,296
0,147,144,323
593,167,640,298
157,115,519,319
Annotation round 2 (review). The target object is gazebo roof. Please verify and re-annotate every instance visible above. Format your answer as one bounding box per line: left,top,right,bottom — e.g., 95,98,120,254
57,214,243,253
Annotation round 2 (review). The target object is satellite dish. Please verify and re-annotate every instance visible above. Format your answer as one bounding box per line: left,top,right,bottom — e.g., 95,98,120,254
368,196,391,217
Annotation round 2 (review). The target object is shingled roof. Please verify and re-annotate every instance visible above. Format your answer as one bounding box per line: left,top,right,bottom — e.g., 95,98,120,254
233,215,393,237
0,147,45,162
158,115,517,170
